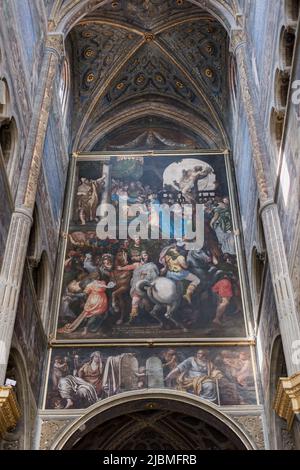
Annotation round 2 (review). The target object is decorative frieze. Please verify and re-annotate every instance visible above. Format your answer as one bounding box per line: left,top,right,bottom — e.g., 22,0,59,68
40,419,72,450
232,415,265,450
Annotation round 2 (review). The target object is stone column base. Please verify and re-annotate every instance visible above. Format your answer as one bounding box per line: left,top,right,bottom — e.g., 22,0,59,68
274,373,300,429
0,386,21,437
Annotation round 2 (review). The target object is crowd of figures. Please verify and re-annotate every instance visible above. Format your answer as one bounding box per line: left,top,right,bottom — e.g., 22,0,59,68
57,233,243,338
74,160,217,225
46,348,256,409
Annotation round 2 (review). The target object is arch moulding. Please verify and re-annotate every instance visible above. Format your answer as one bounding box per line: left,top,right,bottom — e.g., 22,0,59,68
49,389,258,450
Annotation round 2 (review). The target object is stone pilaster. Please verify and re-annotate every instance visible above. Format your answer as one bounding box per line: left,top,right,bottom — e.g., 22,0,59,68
262,205,300,373
231,30,300,375
17,33,65,209
0,210,32,383
0,33,65,386
231,29,272,205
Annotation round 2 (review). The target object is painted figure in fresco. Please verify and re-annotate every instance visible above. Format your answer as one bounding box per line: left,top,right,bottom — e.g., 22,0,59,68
165,349,222,403
116,250,159,322
211,272,234,326
63,251,85,287
61,280,86,323
76,176,106,225
68,231,96,247
58,374,98,409
56,351,104,408
110,249,134,324
162,349,179,388
234,351,253,387
135,366,148,389
128,237,144,262
215,350,254,404
58,277,115,335
160,246,200,304
83,253,98,274
99,253,114,282
210,197,235,255
173,166,212,203
78,351,104,396
187,248,218,290
203,205,223,264
51,356,69,390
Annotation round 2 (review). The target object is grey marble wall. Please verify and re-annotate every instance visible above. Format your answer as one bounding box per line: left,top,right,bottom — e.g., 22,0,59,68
0,0,70,446
232,0,299,448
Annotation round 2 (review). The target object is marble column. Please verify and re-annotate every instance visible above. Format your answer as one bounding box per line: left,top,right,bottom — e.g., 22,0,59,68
0,34,65,385
232,30,300,375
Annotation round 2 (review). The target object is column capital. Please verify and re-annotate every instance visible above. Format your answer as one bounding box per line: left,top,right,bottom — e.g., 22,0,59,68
230,28,247,54
46,33,65,60
0,386,21,437
14,206,34,223
258,200,276,216
274,373,300,429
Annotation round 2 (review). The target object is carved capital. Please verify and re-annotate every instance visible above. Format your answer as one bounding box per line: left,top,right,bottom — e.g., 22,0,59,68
274,373,300,430
48,19,57,32
235,13,245,29
230,29,246,54
46,33,65,59
0,387,21,438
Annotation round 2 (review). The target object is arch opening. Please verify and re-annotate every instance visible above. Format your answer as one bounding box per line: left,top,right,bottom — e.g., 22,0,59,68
52,392,255,451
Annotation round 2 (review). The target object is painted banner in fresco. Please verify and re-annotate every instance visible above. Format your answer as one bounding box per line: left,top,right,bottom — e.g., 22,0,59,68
55,154,247,339
45,346,257,409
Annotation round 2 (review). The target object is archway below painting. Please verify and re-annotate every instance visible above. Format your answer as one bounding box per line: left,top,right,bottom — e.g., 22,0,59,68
53,393,255,450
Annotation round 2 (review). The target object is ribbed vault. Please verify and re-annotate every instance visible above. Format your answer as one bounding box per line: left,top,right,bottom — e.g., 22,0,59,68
47,1,237,151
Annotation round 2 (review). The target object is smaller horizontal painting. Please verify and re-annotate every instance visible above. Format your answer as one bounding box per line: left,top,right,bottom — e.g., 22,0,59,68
45,346,257,410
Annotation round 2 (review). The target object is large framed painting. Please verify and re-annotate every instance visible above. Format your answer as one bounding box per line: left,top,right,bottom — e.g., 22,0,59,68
53,152,250,340
44,345,258,410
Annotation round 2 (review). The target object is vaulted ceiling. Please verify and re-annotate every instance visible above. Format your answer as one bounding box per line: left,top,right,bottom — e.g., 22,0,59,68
68,0,231,151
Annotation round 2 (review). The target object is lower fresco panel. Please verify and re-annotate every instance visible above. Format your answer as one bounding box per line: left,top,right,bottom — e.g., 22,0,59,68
45,346,257,409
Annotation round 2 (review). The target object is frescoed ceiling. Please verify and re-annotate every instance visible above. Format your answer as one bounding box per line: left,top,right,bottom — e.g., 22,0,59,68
69,0,230,150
